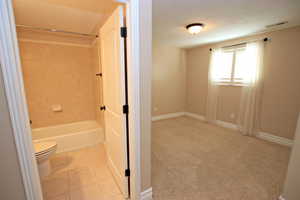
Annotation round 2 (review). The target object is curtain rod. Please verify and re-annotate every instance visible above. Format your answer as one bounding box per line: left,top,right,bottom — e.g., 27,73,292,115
16,24,98,38
209,37,269,51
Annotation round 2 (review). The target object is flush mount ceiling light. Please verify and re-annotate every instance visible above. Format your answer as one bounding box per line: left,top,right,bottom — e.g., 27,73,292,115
186,23,204,34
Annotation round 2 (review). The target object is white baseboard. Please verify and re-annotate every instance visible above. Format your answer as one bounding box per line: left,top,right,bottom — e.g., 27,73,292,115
152,112,185,121
152,112,293,147
184,112,206,121
183,112,293,147
257,132,293,147
215,120,238,130
184,112,238,130
140,187,152,200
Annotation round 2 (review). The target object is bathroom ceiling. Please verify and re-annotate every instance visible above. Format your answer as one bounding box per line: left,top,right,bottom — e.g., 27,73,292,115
153,0,300,48
13,0,119,35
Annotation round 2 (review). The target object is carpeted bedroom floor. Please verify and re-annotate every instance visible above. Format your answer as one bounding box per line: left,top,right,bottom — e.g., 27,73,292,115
151,116,291,200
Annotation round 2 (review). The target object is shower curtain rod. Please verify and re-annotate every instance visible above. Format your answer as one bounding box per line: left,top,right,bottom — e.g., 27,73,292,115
209,37,269,51
16,24,98,38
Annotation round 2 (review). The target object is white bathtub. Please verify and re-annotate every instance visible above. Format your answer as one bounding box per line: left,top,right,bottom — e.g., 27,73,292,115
32,120,104,153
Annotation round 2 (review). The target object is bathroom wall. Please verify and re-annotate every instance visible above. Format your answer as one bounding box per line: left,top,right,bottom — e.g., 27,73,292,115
186,26,300,139
18,32,97,128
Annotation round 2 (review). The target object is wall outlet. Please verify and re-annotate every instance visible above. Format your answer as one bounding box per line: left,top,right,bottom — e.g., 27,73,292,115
230,113,235,119
52,104,63,112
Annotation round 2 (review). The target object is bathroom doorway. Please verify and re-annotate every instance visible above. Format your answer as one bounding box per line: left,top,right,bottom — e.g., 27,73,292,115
16,2,130,199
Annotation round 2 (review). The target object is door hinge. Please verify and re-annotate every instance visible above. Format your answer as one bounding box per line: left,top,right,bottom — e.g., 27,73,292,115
96,73,102,77
125,169,130,177
121,27,127,38
100,106,106,111
123,104,129,114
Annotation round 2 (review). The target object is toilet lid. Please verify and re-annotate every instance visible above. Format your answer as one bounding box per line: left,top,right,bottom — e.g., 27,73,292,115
34,141,57,155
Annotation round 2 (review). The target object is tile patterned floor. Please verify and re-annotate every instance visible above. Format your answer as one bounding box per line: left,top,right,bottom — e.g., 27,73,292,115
42,144,123,200
152,116,291,200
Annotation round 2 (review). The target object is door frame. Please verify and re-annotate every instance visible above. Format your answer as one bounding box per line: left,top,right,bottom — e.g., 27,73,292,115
0,0,142,199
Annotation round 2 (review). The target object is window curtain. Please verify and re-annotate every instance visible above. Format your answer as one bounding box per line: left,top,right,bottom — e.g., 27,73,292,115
206,49,222,123
237,41,265,136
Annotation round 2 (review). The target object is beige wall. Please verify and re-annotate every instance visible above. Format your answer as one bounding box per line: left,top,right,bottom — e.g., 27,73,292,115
186,26,300,139
0,67,27,200
18,40,97,128
152,42,186,116
283,114,300,200
186,45,209,116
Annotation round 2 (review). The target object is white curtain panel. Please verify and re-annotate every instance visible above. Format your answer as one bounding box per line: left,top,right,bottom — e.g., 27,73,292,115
206,49,222,123
237,41,265,136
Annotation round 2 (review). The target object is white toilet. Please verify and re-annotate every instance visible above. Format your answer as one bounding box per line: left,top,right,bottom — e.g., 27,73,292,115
33,141,57,178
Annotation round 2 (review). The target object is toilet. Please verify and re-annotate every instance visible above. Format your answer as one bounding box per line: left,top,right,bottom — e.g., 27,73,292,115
33,141,57,178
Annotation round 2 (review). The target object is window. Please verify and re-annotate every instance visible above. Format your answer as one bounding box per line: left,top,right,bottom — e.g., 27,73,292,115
211,46,248,85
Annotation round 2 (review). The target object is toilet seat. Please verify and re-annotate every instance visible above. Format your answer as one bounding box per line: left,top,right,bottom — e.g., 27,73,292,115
34,141,57,156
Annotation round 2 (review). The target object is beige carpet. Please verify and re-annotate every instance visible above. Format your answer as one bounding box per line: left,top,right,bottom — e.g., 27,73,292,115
152,116,291,200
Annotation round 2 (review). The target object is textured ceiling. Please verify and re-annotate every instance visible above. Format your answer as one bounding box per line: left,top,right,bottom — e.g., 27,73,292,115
13,0,119,35
153,0,300,47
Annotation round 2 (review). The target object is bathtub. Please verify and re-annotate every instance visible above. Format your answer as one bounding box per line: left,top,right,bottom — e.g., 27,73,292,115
32,120,104,153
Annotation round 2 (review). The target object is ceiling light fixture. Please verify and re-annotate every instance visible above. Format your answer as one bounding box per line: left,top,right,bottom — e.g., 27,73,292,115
186,23,204,34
